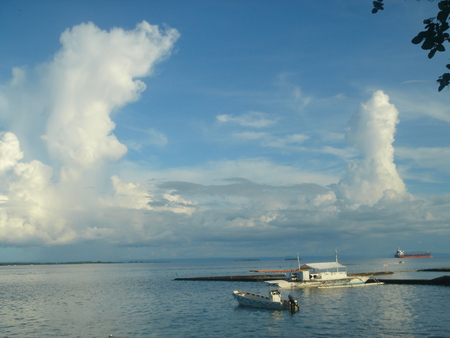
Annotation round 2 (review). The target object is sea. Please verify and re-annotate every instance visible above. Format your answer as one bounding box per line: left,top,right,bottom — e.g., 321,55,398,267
1,257,449,337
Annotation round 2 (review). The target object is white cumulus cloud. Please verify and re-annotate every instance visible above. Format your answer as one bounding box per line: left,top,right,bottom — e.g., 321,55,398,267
0,132,23,173
0,21,180,246
336,90,406,206
41,21,179,179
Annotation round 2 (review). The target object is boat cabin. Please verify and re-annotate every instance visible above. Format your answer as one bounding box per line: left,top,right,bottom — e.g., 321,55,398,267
269,289,282,302
289,262,347,281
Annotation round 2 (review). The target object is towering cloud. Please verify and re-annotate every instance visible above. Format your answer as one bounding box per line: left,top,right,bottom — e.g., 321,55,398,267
337,90,406,206
43,21,179,179
0,21,180,246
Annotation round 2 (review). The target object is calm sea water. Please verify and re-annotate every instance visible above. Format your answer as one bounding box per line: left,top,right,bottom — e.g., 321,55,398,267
1,257,449,337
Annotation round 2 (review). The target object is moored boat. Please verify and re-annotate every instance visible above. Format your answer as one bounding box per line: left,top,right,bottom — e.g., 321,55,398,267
232,289,299,311
394,248,430,258
267,261,371,288
265,251,376,289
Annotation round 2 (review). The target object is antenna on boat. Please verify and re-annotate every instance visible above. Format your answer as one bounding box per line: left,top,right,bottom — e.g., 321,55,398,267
296,253,301,271
335,249,339,272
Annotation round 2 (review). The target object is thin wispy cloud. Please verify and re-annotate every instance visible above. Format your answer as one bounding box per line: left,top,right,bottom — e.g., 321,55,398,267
216,111,278,128
396,147,450,174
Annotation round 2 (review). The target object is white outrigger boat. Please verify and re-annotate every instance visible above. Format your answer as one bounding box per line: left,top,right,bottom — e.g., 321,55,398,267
232,288,299,311
265,252,381,289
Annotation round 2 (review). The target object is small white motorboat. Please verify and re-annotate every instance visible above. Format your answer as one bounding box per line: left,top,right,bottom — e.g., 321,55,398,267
232,288,299,311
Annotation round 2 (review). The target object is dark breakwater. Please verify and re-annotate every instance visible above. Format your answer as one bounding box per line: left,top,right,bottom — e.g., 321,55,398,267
174,274,287,282
378,275,450,286
174,271,393,282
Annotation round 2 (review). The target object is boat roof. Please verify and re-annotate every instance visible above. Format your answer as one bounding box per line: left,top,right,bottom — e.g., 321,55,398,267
300,262,346,270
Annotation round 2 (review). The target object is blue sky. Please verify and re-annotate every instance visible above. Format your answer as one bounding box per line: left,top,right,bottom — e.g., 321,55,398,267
0,1,450,262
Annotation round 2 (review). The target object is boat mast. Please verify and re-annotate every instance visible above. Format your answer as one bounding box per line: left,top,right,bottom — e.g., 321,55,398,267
335,249,339,272
296,253,301,271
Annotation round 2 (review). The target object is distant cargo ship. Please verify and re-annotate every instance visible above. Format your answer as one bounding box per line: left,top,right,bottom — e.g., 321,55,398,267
395,248,431,258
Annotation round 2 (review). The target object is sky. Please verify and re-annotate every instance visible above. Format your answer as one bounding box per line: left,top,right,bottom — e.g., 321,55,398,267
0,0,450,262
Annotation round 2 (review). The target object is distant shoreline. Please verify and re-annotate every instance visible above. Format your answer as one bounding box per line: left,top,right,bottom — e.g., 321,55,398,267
0,261,170,266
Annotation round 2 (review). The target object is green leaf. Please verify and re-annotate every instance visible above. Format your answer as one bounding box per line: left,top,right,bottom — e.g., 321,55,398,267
372,0,383,10
438,77,446,91
437,10,449,23
437,72,450,91
438,1,450,11
411,35,424,44
422,39,435,50
428,49,437,58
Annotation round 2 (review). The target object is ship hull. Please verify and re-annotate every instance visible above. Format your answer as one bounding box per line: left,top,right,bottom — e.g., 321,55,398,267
395,253,430,258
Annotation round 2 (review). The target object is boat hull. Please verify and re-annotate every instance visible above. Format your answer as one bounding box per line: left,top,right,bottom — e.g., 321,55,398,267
232,291,294,310
268,276,370,289
394,253,431,258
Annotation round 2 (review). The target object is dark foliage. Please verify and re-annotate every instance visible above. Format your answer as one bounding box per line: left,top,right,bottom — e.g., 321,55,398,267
373,0,450,91
372,0,384,14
